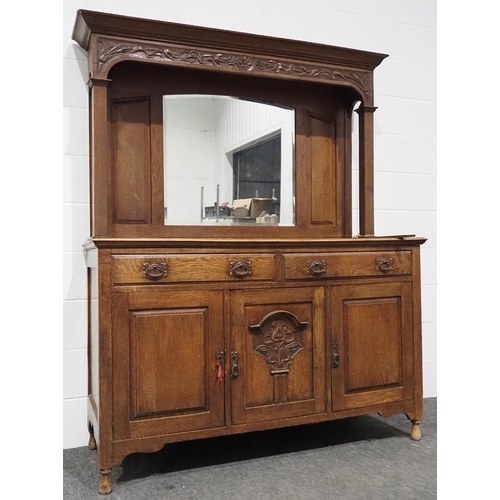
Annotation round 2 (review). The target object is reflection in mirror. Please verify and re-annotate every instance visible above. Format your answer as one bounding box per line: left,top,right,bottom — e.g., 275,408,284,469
163,95,295,226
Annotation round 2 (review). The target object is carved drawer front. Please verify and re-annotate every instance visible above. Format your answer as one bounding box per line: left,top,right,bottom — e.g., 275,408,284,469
112,253,276,284
283,251,412,280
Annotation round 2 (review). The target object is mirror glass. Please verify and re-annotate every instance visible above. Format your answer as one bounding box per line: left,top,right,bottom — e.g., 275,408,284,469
163,95,295,226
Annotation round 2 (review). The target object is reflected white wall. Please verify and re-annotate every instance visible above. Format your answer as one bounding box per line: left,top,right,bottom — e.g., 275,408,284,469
163,96,218,225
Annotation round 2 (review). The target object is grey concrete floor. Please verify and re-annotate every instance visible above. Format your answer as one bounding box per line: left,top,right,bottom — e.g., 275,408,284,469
64,398,436,499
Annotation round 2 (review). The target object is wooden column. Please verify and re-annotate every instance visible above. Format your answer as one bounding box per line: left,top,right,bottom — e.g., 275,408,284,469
89,77,112,237
356,105,377,236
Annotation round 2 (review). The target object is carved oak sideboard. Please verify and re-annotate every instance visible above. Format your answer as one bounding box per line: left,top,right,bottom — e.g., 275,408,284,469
72,9,426,494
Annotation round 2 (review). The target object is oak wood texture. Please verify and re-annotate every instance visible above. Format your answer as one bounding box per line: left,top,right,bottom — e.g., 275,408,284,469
71,10,387,77
357,106,377,235
230,287,326,425
283,250,412,280
112,290,225,439
111,253,276,284
72,10,425,495
330,282,414,410
112,98,152,224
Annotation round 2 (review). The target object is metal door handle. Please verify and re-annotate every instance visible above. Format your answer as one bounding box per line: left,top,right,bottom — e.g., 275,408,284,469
230,351,239,379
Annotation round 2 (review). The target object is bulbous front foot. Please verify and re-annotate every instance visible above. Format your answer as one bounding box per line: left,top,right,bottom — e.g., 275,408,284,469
410,419,422,441
88,421,97,450
88,434,97,450
99,469,112,495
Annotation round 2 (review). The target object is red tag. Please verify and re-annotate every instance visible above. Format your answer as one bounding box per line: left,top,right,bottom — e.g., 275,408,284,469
216,360,223,382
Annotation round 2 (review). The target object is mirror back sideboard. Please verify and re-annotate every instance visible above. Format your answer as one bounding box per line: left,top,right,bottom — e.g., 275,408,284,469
72,10,426,495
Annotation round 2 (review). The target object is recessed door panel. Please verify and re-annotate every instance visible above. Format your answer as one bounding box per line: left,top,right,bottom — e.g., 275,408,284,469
344,297,402,392
330,282,413,410
130,308,207,417
230,287,325,425
112,290,224,439
112,97,152,224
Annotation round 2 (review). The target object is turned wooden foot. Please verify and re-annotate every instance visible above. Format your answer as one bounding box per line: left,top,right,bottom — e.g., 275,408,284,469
88,422,97,450
410,419,422,441
99,469,112,495
88,434,97,450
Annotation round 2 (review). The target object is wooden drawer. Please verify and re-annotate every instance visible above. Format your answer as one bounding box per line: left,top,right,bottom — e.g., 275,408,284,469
283,251,412,280
112,254,276,284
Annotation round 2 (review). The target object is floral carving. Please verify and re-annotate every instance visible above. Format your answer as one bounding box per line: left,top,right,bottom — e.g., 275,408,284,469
249,311,308,374
96,38,370,95
236,55,255,71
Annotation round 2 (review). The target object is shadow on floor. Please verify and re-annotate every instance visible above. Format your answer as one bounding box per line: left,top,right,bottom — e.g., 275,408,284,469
117,413,408,484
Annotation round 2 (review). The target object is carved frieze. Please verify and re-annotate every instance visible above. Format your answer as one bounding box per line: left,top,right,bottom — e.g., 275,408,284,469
96,37,370,98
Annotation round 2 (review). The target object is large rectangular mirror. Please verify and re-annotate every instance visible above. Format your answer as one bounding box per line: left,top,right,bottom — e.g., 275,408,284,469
163,95,295,226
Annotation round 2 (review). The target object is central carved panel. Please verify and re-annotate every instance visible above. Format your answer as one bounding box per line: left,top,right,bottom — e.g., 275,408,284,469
249,310,309,375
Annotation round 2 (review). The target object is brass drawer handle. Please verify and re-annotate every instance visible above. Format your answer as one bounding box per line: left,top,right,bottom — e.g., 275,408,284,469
376,257,394,274
142,262,168,280
306,260,326,276
229,261,252,278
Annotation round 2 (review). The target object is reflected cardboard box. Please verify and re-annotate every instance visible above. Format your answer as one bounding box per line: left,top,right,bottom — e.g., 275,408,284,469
256,213,279,224
232,198,274,218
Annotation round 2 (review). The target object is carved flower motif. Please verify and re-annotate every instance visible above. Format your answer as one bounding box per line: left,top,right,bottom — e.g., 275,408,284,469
227,55,238,66
237,55,255,71
254,320,303,372
266,321,293,344
255,59,266,71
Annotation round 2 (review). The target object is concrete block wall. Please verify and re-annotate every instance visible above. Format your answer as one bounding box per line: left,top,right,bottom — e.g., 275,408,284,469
63,0,437,449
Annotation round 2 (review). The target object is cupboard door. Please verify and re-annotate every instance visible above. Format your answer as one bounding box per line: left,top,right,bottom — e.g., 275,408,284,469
330,282,413,410
112,290,225,439
230,287,326,425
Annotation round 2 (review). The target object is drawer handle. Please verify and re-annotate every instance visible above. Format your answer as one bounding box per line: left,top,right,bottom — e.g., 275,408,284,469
306,260,326,276
142,262,168,280
376,257,394,274
229,261,252,278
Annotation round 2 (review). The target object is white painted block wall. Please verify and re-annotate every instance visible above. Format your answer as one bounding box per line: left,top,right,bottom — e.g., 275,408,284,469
63,0,437,449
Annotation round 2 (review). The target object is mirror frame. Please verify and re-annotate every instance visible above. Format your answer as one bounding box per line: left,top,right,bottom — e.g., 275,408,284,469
72,10,388,240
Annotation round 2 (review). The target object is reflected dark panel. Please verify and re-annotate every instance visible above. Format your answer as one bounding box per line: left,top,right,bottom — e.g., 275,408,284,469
233,135,281,203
